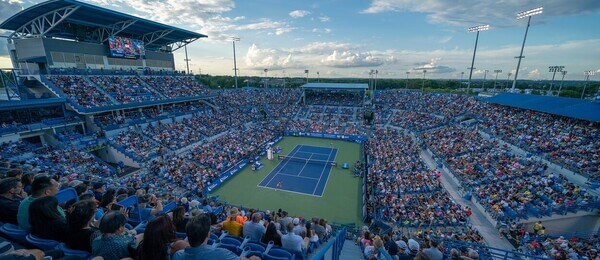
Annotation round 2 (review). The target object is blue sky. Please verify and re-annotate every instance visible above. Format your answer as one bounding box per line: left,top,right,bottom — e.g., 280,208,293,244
1,0,599,80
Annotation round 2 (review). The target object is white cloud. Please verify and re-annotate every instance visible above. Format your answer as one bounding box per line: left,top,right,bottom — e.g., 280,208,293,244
275,27,295,35
289,41,357,54
289,10,310,18
411,58,456,73
319,15,330,22
244,44,297,69
362,0,600,27
236,18,286,30
321,51,384,68
311,28,332,34
528,69,541,79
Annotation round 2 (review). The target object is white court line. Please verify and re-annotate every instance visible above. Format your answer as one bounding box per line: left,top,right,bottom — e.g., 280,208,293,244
277,172,320,180
312,147,334,195
263,145,303,187
257,185,324,198
314,148,338,196
295,153,313,177
298,146,333,156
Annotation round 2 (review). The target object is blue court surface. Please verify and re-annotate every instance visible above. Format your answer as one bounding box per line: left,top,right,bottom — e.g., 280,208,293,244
258,145,338,197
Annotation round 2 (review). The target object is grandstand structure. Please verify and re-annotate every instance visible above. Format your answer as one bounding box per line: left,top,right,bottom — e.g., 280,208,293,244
0,1,599,260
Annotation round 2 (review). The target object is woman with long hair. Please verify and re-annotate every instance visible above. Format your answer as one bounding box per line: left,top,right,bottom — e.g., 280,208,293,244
261,222,282,247
171,206,187,233
29,196,67,241
65,199,99,252
136,214,189,260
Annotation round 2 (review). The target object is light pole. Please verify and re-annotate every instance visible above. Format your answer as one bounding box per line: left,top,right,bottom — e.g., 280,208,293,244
282,70,286,88
264,69,268,88
305,69,309,83
467,24,490,95
184,45,191,74
460,72,464,89
505,72,512,90
374,70,378,92
317,72,320,83
582,70,595,99
493,70,502,92
482,70,489,91
557,71,567,96
548,65,564,95
231,37,240,89
405,71,410,90
511,7,543,92
422,69,427,91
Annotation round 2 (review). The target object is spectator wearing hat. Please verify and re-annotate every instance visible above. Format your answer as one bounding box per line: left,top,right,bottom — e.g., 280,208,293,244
243,212,266,242
423,239,443,260
396,240,413,260
408,238,420,258
292,218,303,235
221,207,243,237
0,177,24,225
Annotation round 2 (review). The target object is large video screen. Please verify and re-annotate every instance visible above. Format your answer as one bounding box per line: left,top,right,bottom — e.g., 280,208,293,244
108,36,145,59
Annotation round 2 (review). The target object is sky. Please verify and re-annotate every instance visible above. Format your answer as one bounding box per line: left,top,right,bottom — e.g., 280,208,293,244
0,0,599,80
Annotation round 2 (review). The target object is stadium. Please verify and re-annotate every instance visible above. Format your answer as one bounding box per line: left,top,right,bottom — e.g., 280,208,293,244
0,0,598,259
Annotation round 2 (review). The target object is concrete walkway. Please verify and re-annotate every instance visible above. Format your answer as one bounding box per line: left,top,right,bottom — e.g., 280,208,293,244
419,149,515,250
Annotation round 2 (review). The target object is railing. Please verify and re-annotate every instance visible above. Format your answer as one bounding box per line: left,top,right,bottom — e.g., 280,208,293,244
311,227,346,260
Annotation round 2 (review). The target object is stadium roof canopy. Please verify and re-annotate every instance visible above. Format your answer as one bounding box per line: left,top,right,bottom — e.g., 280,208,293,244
487,93,600,122
0,0,206,51
301,83,368,90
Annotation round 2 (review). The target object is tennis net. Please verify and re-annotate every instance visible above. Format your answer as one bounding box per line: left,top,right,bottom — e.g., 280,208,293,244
278,155,337,166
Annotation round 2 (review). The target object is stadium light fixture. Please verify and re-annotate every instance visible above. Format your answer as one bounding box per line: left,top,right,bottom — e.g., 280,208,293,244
547,65,564,95
557,71,567,96
422,69,427,91
305,69,309,83
511,7,543,92
582,70,595,99
466,24,490,95
493,70,502,92
482,70,489,91
405,71,410,90
264,68,268,88
184,45,191,75
505,72,512,90
317,71,320,83
460,72,464,88
374,70,378,92
232,37,240,89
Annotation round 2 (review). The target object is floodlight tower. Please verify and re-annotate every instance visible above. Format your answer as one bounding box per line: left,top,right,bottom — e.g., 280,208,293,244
547,66,564,95
505,72,512,90
264,69,268,88
422,69,427,91
493,70,502,92
305,69,309,83
374,70,378,92
466,24,489,94
511,7,543,92
405,71,410,90
482,70,489,91
582,70,595,99
184,45,191,74
557,71,567,96
231,37,240,89
460,72,464,89
317,71,320,83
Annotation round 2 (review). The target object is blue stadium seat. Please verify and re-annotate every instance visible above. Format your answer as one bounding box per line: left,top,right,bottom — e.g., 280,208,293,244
117,195,141,224
25,234,60,251
161,201,177,213
55,188,79,204
56,243,91,259
245,242,266,252
0,223,28,244
267,248,294,260
219,243,241,256
221,237,242,247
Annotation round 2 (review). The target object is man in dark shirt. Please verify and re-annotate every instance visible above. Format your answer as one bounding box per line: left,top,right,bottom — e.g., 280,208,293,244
0,177,25,225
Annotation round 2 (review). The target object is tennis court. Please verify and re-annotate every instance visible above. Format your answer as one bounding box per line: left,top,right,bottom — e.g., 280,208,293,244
258,145,338,196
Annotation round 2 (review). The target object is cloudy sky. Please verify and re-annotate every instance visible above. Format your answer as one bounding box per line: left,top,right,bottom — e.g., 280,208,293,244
1,0,599,80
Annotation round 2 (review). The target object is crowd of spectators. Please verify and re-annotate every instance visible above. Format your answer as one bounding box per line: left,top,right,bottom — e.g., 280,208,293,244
46,75,113,108
477,104,600,181
89,76,161,104
365,128,469,228
424,125,598,222
141,76,198,98
375,91,480,118
390,110,448,133
305,91,364,106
